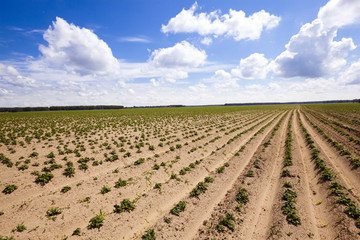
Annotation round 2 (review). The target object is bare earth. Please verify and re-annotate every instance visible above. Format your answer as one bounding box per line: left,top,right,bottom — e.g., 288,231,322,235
0,106,359,239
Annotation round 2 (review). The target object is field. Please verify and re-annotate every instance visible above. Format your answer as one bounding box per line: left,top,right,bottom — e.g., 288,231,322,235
0,104,360,239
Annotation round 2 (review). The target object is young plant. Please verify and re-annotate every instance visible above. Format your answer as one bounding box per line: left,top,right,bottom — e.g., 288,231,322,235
141,229,156,240
170,201,186,216
113,199,135,213
35,173,54,185
46,207,62,217
2,185,18,194
100,185,111,194
114,178,127,188
61,186,71,193
88,213,105,229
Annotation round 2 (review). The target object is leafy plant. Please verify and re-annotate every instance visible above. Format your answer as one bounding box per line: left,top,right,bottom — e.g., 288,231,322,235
170,201,186,216
134,158,145,165
190,182,208,197
72,228,81,236
35,173,54,185
236,188,249,204
100,185,111,194
2,185,17,194
113,199,135,213
216,213,235,232
114,178,128,188
13,222,26,232
204,176,214,183
46,207,62,217
142,229,156,240
63,167,75,177
61,186,71,193
88,213,105,229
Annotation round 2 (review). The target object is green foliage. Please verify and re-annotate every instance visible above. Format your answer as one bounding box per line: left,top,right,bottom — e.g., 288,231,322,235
72,228,81,236
35,173,54,185
113,199,135,213
236,188,249,204
142,229,156,240
217,213,235,232
13,222,27,232
46,207,62,217
170,201,186,216
281,169,291,177
2,185,17,194
88,213,104,229
204,176,214,183
61,186,71,193
190,182,208,197
63,167,75,177
100,185,111,194
246,170,254,177
134,158,145,165
114,178,127,188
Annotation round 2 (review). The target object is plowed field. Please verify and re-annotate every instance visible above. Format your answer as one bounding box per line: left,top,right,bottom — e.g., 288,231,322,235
1,104,359,239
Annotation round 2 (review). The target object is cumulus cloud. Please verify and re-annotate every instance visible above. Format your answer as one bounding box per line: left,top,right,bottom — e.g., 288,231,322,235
161,2,281,41
271,0,360,79
205,70,239,88
338,59,360,84
201,37,213,45
39,17,120,75
273,19,356,78
318,0,360,28
149,40,207,68
0,63,36,87
231,53,270,79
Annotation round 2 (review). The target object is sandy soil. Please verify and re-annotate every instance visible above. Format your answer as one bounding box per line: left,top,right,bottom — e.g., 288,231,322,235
0,108,359,240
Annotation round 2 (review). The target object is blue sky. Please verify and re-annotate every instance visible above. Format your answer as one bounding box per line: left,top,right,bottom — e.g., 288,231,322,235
0,0,359,107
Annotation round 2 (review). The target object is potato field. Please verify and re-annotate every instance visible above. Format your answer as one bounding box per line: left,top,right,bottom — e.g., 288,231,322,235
0,104,359,239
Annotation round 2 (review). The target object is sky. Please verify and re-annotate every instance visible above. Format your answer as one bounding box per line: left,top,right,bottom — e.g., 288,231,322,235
0,0,360,107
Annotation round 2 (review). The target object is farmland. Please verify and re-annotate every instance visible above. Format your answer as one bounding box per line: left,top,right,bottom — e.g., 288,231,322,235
0,104,359,239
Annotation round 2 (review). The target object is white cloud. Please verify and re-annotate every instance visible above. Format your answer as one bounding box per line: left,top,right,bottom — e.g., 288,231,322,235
338,59,360,84
318,0,360,28
231,53,270,79
273,19,356,78
149,40,207,68
118,36,150,43
161,2,281,41
0,63,36,87
39,17,120,76
0,88,9,95
201,37,213,45
205,70,239,88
